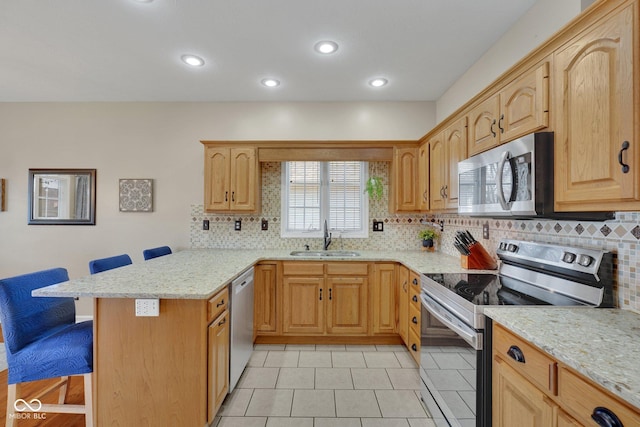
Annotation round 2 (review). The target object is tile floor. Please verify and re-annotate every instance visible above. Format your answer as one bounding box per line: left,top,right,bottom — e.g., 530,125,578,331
213,344,436,427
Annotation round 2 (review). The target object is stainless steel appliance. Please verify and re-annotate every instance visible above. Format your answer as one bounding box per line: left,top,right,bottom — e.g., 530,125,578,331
230,267,254,392
457,132,614,219
419,240,614,427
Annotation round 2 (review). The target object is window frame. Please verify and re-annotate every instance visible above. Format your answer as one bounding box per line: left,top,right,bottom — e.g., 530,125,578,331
280,161,369,239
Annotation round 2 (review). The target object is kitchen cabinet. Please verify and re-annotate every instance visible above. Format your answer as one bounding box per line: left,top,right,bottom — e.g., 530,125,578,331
553,1,639,211
397,265,409,344
207,287,230,423
468,62,549,156
418,142,430,211
407,271,421,363
281,262,368,336
430,117,467,211
493,323,640,427
254,262,279,336
390,147,419,212
372,263,397,335
204,146,260,212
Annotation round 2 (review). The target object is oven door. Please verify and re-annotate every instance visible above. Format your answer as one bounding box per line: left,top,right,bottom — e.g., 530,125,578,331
420,292,483,427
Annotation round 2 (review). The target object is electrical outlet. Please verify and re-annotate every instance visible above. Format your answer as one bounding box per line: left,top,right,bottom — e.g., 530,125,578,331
202,219,209,230
135,299,159,317
373,221,384,232
234,220,242,231
483,222,490,239
261,219,268,230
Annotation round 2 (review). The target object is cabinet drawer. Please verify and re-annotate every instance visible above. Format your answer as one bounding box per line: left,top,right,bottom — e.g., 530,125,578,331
282,262,324,276
408,327,420,364
493,324,557,394
409,303,421,335
326,262,368,276
558,365,640,426
208,287,229,324
409,287,421,310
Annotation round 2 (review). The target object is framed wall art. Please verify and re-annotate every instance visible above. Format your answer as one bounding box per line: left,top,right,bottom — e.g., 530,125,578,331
119,179,153,212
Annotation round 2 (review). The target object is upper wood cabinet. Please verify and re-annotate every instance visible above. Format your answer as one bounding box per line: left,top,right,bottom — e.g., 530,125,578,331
204,146,260,213
468,62,549,156
418,142,430,211
553,1,639,211
390,147,419,212
430,117,468,211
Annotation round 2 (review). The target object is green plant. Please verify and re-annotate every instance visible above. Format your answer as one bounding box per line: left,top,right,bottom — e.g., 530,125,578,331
418,228,438,241
364,176,383,201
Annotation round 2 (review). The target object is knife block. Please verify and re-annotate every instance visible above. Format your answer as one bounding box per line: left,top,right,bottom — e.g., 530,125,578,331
461,242,498,270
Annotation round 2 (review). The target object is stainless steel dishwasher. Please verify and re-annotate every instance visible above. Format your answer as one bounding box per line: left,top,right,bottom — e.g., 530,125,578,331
229,267,254,392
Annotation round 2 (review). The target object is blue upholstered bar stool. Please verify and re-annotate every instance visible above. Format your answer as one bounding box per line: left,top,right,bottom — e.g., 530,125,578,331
88,254,132,274
0,268,93,427
142,246,172,260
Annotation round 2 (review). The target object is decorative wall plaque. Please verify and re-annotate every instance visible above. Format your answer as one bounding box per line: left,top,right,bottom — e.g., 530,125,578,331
119,179,153,212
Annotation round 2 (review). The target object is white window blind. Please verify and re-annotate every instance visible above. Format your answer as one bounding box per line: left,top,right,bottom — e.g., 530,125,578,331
282,161,368,238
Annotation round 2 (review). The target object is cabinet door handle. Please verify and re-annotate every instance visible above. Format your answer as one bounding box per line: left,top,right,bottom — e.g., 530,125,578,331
591,407,623,427
507,345,526,363
218,318,226,326
490,119,497,137
329,288,332,300
319,288,323,301
412,316,418,324
618,141,630,173
443,185,448,199
412,295,418,303
403,282,407,292
423,190,428,202
231,191,235,202
498,114,504,133
216,299,225,307
225,191,228,202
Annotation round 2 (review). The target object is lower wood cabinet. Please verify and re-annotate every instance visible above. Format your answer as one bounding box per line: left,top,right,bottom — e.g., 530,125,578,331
493,323,640,427
282,275,325,334
254,262,279,336
397,265,410,343
207,309,229,423
372,263,397,335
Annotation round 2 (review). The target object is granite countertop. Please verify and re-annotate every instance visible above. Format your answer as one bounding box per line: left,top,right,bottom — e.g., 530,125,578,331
484,307,640,410
33,248,487,300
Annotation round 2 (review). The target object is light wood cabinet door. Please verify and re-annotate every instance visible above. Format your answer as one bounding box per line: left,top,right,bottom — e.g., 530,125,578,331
493,356,555,427
418,142,430,211
397,265,409,344
208,310,229,423
230,147,258,211
282,276,324,334
468,95,500,156
204,147,231,211
443,117,467,210
554,3,638,211
372,263,396,334
500,62,549,142
254,262,278,335
391,147,419,212
326,276,368,335
429,132,446,210
557,409,582,427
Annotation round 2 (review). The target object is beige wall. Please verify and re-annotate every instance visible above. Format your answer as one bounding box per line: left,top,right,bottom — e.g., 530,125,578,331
436,0,583,122
0,101,435,314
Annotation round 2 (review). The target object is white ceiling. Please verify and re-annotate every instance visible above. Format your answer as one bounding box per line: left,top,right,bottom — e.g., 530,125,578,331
0,0,538,102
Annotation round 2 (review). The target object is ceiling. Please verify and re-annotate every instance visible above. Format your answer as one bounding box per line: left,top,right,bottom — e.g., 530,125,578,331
0,0,538,102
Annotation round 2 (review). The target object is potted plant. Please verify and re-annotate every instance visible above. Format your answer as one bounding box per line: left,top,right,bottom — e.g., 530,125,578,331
418,228,439,250
364,176,383,201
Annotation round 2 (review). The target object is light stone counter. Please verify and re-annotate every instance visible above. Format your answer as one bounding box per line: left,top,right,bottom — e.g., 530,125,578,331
484,307,640,410
33,249,488,300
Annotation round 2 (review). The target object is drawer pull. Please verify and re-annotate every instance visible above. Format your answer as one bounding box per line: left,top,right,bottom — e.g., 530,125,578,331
591,407,623,427
507,345,526,363
218,318,226,326
412,278,418,286
412,295,418,303
412,316,418,324
216,299,225,307
411,344,417,352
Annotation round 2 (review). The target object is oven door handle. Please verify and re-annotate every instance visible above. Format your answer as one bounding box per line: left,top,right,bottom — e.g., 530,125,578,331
420,294,481,350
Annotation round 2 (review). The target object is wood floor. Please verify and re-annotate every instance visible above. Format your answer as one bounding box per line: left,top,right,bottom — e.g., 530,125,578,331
0,325,89,426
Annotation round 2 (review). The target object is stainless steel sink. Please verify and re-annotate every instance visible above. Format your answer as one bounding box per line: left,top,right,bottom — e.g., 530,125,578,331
289,250,360,257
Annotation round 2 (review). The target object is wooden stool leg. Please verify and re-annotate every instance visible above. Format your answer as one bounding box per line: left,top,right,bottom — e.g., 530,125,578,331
5,383,17,427
83,373,94,427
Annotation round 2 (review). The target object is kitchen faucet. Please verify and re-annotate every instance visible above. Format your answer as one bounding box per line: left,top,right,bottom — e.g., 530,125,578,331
323,220,332,250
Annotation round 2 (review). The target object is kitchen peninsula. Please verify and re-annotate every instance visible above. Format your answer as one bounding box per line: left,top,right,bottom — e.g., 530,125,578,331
32,249,468,426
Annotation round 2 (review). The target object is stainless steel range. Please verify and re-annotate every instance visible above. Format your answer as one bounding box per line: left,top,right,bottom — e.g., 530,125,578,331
419,239,614,427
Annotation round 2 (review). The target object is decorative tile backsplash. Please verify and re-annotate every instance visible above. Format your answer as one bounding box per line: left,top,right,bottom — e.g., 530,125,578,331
190,162,640,312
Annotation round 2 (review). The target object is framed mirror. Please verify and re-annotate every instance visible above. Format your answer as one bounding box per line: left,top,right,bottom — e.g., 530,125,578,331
28,169,96,225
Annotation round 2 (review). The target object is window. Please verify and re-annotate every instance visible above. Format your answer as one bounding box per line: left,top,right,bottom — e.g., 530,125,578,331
281,161,368,238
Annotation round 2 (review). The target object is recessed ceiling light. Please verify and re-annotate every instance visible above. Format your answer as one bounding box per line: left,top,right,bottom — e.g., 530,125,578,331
314,41,339,54
369,78,388,88
181,54,205,67
261,78,280,88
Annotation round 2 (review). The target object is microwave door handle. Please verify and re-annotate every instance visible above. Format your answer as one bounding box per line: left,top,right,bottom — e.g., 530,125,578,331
497,150,514,210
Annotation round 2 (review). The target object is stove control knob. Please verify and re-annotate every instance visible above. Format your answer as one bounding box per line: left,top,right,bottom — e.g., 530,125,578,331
577,254,593,267
562,252,576,264
500,242,508,251
507,243,518,252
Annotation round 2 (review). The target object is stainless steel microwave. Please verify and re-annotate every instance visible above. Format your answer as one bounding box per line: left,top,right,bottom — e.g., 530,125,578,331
458,132,556,217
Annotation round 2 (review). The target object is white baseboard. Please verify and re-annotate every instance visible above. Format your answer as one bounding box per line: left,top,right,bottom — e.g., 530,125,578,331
76,315,94,323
